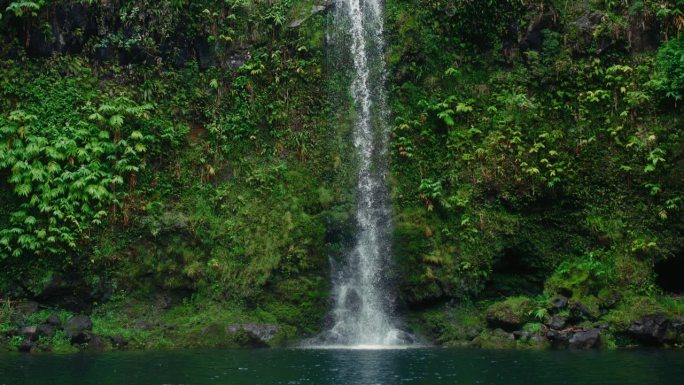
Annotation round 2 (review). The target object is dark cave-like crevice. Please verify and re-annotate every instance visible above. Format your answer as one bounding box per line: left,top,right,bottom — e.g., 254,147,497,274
655,254,684,294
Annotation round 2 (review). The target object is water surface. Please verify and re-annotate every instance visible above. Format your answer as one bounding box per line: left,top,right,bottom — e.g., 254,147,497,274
1,348,683,385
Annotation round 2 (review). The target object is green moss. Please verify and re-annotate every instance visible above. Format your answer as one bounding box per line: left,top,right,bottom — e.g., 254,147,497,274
485,297,534,330
412,304,485,346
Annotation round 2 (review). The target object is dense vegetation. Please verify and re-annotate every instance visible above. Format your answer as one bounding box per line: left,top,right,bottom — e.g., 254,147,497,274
1,0,683,351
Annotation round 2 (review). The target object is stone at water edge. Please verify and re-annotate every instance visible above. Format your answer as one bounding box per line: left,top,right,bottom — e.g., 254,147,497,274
226,323,280,343
65,315,93,344
109,335,128,348
626,314,673,345
36,323,55,338
569,329,601,349
19,326,39,342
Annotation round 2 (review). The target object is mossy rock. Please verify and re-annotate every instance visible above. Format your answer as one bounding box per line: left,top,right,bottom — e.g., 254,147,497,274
473,328,516,349
485,297,534,331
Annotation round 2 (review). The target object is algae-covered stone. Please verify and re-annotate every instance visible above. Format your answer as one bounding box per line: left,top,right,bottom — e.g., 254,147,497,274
485,297,534,331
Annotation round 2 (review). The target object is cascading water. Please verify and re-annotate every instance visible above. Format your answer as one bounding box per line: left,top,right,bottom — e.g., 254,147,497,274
317,0,411,347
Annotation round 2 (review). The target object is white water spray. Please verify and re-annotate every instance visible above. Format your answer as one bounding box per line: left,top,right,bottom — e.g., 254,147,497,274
317,0,410,347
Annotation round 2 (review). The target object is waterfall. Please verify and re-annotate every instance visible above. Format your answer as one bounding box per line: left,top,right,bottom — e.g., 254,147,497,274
318,0,411,347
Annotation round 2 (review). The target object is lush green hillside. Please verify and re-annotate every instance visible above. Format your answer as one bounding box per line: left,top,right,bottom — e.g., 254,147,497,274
0,0,683,352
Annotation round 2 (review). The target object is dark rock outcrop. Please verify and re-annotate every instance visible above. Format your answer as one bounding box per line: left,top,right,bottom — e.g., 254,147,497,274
569,328,601,349
485,298,533,332
568,302,598,322
65,315,93,344
551,296,568,310
109,335,128,348
546,314,567,330
520,11,559,52
226,323,280,346
46,314,62,327
134,319,153,331
18,339,35,353
36,324,55,338
626,314,671,345
19,326,38,342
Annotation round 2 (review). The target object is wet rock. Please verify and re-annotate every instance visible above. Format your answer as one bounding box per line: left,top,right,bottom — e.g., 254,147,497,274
46,314,62,327
343,289,363,313
569,302,598,322
569,329,601,349
530,333,547,345
627,14,659,52
485,297,533,332
134,319,153,331
110,335,128,348
35,274,92,312
546,329,571,346
556,287,573,298
19,326,38,342
598,290,622,310
626,314,670,345
502,23,519,64
226,323,280,344
513,331,530,341
15,301,39,316
465,326,481,340
289,3,331,28
194,38,214,70
86,335,108,350
18,339,35,353
671,317,684,334
570,11,605,54
225,51,251,70
520,11,559,52
95,46,114,62
65,315,93,344
551,296,568,310
36,324,55,339
546,314,567,330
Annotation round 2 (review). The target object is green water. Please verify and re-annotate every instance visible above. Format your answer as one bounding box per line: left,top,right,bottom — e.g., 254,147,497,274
1,348,683,385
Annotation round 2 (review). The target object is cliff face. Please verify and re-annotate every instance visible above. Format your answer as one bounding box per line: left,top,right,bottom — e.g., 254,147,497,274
0,0,683,352
383,0,684,347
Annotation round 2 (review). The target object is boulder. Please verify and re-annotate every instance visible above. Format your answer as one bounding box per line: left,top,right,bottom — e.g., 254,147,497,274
134,319,153,331
19,326,38,342
46,314,62,327
626,314,670,345
569,329,601,349
546,314,567,330
513,331,530,341
226,323,280,346
569,302,598,322
109,335,128,348
546,329,571,346
485,297,533,332
15,301,39,316
36,324,55,338
570,11,605,54
85,335,108,350
18,339,35,353
551,296,568,310
65,315,93,344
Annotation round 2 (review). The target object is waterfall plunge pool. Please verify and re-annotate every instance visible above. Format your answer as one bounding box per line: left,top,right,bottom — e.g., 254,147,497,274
2,347,683,385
